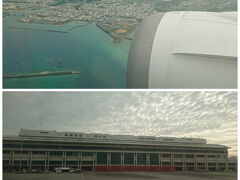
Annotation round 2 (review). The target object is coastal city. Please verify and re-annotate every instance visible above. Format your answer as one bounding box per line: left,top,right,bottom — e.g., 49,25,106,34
3,0,237,42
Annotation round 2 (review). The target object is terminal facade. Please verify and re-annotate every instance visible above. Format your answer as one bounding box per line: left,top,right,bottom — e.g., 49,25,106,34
3,129,237,172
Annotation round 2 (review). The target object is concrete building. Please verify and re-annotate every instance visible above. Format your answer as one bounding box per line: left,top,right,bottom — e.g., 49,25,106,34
3,129,237,172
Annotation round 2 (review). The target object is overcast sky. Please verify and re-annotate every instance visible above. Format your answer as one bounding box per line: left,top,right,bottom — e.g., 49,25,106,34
3,91,237,156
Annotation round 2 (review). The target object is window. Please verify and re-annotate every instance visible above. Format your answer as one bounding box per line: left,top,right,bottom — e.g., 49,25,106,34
208,155,215,158
174,162,183,166
82,152,93,156
162,161,171,166
3,144,21,148
66,152,78,156
185,155,194,158
14,151,21,154
124,153,134,165
50,151,62,156
186,162,194,166
162,154,171,158
33,151,46,155
137,153,146,165
174,154,182,158
150,153,159,165
32,160,45,165
66,161,78,165
208,163,216,166
3,150,10,154
49,161,62,165
82,161,93,165
111,152,121,165
97,152,107,165
219,163,225,166
3,160,9,165
197,162,205,166
65,134,68,136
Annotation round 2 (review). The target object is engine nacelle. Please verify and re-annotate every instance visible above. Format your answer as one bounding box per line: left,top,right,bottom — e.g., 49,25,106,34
127,11,237,89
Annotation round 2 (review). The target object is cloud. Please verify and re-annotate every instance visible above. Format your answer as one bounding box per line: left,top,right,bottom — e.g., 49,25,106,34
3,91,237,156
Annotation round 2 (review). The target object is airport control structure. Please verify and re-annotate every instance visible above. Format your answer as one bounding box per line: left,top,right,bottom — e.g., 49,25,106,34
3,129,237,172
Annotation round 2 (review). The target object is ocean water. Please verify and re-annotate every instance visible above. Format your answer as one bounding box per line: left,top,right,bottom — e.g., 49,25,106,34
3,15,131,88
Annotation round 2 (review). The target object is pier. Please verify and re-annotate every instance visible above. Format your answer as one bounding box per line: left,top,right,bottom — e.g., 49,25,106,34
8,27,68,33
3,70,80,79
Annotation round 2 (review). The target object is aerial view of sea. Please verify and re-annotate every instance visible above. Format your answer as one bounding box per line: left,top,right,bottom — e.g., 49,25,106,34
3,13,131,88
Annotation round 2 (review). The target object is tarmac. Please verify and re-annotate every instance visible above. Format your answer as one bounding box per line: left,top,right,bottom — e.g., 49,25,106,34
3,172,237,180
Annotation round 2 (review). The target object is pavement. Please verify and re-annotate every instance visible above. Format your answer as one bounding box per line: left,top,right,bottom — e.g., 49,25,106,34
3,171,237,180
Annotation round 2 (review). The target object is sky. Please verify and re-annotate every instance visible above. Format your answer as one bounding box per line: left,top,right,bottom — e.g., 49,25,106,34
3,91,237,156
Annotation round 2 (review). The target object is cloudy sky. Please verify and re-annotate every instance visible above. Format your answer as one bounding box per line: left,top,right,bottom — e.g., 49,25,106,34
3,91,237,156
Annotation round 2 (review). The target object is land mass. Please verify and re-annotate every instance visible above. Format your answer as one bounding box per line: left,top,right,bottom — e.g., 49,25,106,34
3,0,237,42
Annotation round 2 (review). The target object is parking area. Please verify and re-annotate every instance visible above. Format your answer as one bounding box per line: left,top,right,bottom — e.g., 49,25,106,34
3,172,237,180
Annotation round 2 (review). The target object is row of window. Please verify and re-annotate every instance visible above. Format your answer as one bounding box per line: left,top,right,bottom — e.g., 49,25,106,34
3,160,236,167
3,143,227,154
4,150,226,159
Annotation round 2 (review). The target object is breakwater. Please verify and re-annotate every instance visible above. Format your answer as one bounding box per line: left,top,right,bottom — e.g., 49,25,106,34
3,70,80,79
8,26,68,33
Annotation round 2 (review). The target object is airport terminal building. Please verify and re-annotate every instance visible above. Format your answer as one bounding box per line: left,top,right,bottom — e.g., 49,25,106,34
3,129,237,172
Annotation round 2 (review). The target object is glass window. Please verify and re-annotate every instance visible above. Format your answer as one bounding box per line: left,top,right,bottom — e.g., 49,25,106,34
124,153,134,165
82,152,93,156
66,161,78,165
185,154,194,158
162,154,171,158
174,154,182,158
97,152,107,165
150,153,159,165
3,150,10,154
111,152,121,165
186,162,194,166
208,155,215,158
219,163,226,166
66,152,78,156
49,161,62,165
32,160,45,165
197,162,205,166
162,161,171,166
50,151,62,156
137,153,146,165
208,163,216,166
174,162,183,166
33,151,46,155
82,161,93,165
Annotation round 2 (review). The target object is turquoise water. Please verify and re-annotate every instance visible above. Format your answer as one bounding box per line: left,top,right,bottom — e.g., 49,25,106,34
3,15,131,88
